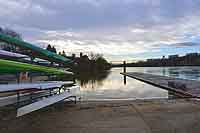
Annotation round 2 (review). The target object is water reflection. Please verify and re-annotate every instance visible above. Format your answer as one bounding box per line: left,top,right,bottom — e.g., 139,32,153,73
75,66,200,101
123,75,126,85
75,71,110,89
76,68,168,101
1,67,197,100
131,66,200,80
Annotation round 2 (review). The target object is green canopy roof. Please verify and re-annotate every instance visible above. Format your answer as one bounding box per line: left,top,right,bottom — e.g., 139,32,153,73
0,59,72,75
0,33,72,65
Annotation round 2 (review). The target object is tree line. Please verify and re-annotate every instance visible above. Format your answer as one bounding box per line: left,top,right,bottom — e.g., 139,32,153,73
113,53,200,67
0,27,111,72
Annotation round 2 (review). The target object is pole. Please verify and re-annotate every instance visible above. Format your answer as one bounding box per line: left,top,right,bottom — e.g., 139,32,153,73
16,73,20,84
123,61,126,73
123,61,126,85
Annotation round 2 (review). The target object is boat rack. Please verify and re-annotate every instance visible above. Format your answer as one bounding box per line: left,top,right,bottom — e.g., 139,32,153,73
15,85,77,109
0,82,80,117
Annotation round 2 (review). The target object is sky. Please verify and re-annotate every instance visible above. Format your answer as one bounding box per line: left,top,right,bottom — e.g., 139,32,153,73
1,0,200,62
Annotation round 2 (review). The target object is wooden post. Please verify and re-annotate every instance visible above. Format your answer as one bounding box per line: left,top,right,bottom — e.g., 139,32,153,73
123,61,126,73
49,89,52,96
123,61,126,85
16,73,20,84
123,75,126,84
59,88,61,94
73,76,76,84
30,71,33,83
17,91,20,108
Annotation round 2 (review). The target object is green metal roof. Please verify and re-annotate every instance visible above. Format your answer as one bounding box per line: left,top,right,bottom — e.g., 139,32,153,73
0,59,72,75
0,33,72,64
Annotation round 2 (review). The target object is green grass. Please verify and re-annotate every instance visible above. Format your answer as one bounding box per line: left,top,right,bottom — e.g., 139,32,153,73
0,59,72,75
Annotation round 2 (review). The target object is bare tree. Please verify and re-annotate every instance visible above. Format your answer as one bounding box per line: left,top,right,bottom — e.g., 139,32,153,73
89,53,103,61
0,27,23,52
2,28,22,40
0,27,3,33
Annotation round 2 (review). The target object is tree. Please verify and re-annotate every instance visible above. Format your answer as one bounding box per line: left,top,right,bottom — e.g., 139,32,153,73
46,44,52,51
3,28,22,39
52,46,57,53
0,27,3,33
89,53,103,61
95,56,111,70
0,27,22,52
62,50,66,56
46,44,57,53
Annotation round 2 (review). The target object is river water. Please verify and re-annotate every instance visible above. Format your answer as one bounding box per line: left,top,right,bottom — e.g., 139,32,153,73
77,67,200,101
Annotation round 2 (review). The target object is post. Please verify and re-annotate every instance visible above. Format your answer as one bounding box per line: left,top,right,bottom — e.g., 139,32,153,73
30,71,33,83
123,61,126,73
17,91,20,108
59,88,61,94
16,73,20,84
49,89,52,96
73,76,76,84
123,61,126,85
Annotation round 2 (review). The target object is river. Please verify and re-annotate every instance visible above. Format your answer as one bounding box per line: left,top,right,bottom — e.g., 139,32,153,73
77,66,200,101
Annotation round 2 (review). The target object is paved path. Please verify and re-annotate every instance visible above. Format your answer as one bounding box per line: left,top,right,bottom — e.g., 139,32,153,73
121,72,200,98
1,99,200,133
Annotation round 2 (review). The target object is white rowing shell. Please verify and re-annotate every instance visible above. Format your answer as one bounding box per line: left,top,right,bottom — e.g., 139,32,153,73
17,91,73,117
0,81,74,93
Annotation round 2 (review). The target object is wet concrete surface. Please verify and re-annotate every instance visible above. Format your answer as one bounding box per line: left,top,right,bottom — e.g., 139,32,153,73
121,72,200,98
1,99,200,133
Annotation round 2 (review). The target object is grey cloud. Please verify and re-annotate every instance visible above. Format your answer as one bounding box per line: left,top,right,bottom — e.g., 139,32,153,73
2,0,200,31
172,42,200,47
1,0,200,61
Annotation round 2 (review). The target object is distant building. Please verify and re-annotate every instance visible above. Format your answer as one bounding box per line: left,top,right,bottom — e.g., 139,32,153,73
186,53,199,57
168,55,179,59
147,59,153,62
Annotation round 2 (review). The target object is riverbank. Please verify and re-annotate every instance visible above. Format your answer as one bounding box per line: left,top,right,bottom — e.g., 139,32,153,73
1,98,200,133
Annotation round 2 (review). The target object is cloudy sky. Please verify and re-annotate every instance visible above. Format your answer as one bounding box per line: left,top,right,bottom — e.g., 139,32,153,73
1,0,200,61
